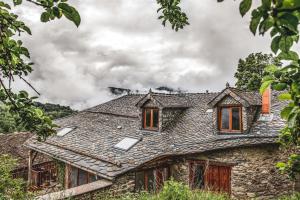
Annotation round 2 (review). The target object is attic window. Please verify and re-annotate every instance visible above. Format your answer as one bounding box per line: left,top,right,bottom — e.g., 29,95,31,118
57,127,74,137
143,108,159,130
114,137,139,151
218,106,242,132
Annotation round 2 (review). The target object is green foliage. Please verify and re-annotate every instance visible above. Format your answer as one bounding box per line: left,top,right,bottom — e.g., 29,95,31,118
278,193,300,200
55,160,65,189
156,0,189,31
96,180,229,200
158,179,191,200
0,102,76,134
0,0,80,140
0,154,31,200
235,53,281,91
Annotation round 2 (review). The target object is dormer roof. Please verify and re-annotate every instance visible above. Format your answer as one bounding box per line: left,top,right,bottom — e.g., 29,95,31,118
136,90,191,108
207,87,261,108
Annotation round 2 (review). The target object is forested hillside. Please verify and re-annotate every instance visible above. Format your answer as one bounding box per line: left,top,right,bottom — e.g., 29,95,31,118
0,103,76,134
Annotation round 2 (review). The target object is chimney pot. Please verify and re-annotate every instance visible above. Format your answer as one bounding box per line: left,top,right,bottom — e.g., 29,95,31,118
262,87,271,114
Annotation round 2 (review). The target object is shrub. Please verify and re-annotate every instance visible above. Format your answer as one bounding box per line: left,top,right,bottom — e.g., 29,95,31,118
158,180,192,200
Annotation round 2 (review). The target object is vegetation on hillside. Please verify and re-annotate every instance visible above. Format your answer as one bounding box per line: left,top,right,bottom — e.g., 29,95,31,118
0,102,76,134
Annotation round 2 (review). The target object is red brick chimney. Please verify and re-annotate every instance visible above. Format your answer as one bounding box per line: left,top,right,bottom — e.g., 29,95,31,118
262,87,271,114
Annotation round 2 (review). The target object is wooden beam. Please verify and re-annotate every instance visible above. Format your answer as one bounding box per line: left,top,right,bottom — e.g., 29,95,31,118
27,150,33,186
65,164,71,189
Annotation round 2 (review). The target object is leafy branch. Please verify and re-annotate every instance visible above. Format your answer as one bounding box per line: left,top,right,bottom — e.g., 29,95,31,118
0,0,81,140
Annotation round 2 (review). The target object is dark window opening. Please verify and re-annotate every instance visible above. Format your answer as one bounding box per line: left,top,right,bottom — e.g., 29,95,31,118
135,167,169,192
70,166,99,188
219,106,242,132
143,108,159,130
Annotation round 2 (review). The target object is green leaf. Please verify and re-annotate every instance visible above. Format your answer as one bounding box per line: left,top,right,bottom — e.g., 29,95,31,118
271,36,281,54
58,3,81,27
41,12,50,22
23,26,31,35
240,0,252,17
262,0,271,9
278,51,299,61
281,106,293,119
265,64,278,73
273,82,287,91
279,36,293,52
260,80,273,94
279,13,299,33
278,93,292,101
250,9,262,35
13,0,22,6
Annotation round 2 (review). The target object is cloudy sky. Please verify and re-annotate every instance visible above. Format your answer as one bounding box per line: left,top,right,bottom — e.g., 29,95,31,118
13,0,273,110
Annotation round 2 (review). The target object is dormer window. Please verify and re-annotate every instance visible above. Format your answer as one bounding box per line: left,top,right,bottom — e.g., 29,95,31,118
218,106,242,132
143,108,159,130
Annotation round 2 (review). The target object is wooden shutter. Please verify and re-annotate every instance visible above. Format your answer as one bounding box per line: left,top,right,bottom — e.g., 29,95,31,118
205,165,231,194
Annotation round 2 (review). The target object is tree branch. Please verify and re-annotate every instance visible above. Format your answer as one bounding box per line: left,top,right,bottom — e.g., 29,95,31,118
19,76,40,96
25,0,50,8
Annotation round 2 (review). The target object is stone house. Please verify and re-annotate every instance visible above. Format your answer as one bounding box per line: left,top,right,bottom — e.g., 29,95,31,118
25,85,298,199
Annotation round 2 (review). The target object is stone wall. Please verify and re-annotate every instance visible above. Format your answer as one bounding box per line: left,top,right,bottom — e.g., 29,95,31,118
72,172,135,200
171,144,294,199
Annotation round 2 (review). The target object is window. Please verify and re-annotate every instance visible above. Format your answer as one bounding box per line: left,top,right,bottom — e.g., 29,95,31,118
143,108,159,130
189,161,231,194
57,127,75,137
135,167,170,192
219,106,242,132
114,137,140,151
69,166,99,188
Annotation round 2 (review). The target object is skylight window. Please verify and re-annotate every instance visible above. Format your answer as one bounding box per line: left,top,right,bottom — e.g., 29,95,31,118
114,137,140,151
57,127,74,137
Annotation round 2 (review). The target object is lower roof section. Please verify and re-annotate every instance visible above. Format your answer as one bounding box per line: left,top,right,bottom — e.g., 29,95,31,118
25,136,278,181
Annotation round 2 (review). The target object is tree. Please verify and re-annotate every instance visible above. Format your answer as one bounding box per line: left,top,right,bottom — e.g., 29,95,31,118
0,0,80,140
0,154,31,200
157,0,300,177
234,53,281,91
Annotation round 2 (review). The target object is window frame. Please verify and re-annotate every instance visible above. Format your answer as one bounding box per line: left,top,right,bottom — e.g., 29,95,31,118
218,105,242,133
135,167,170,192
69,166,98,188
143,108,159,130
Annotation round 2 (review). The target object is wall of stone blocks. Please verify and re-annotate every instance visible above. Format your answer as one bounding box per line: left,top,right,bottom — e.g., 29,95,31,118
171,145,294,200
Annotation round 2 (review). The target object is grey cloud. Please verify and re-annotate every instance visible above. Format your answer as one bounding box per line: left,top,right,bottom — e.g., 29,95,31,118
12,0,280,110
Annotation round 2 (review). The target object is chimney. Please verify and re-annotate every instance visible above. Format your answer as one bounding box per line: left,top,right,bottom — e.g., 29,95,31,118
262,87,271,114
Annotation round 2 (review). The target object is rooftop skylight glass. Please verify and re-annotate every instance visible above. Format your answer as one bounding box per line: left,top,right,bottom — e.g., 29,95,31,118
57,127,74,137
114,137,139,151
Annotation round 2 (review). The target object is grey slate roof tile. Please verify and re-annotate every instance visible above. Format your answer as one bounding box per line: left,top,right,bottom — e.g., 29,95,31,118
25,89,285,180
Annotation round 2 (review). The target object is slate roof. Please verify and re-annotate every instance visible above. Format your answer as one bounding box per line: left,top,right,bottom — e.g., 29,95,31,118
25,89,285,180
136,92,191,108
0,132,48,169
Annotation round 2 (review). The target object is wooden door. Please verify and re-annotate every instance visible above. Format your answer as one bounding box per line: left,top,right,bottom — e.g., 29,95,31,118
205,165,231,194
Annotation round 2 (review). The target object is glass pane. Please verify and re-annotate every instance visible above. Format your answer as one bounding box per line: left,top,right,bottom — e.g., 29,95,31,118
147,170,155,192
232,107,240,130
221,108,230,129
145,110,151,127
89,174,97,183
153,110,159,128
78,169,87,186
135,171,145,191
193,165,204,189
70,167,78,187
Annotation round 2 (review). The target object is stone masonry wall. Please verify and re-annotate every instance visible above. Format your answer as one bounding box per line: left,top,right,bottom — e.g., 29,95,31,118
72,173,135,200
171,145,294,199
